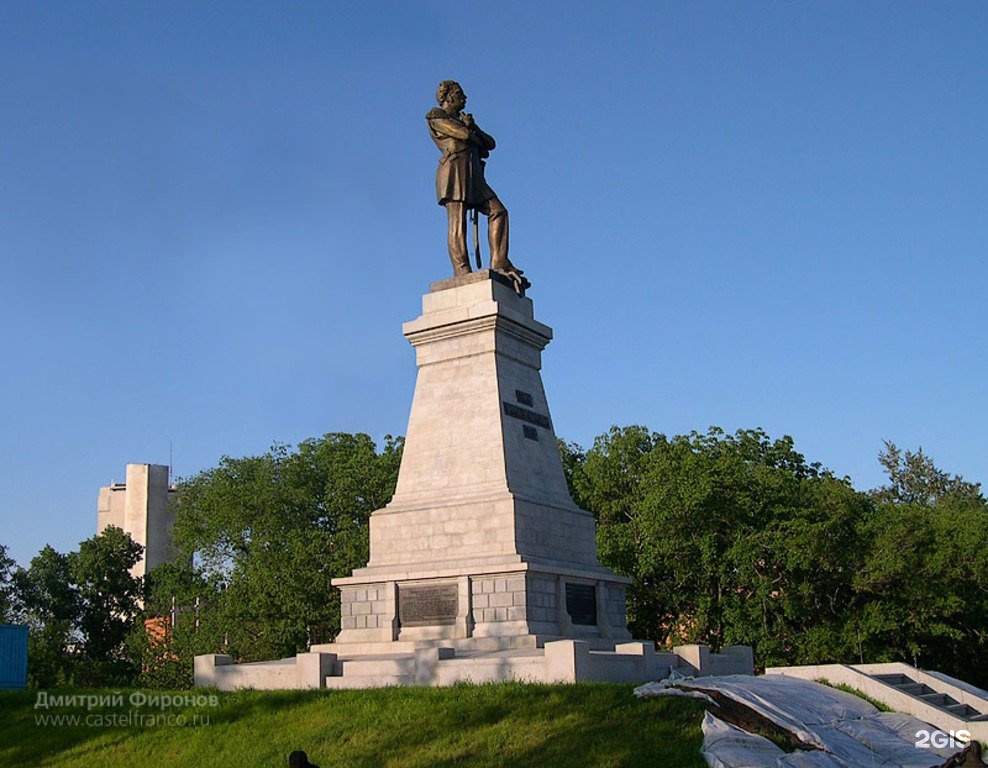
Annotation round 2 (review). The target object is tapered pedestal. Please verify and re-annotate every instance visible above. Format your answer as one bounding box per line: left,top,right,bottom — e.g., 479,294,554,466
332,271,631,650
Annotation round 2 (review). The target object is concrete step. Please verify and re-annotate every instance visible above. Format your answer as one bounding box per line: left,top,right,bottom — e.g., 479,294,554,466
873,673,910,686
311,641,421,655
945,703,982,718
336,656,418,677
894,682,932,696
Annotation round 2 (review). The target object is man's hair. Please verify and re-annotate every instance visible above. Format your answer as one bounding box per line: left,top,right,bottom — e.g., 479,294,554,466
436,80,462,105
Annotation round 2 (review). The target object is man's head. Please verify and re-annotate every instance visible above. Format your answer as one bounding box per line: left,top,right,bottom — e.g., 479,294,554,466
436,80,466,112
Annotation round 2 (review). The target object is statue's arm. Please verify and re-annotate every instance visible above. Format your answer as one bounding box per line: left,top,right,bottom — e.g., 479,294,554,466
430,116,495,150
472,125,496,151
429,117,471,141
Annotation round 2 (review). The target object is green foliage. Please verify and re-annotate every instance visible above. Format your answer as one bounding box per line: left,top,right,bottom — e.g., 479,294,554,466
11,530,144,688
172,433,402,664
855,442,988,685
871,441,983,507
71,526,143,662
14,545,81,687
572,426,866,663
0,683,707,768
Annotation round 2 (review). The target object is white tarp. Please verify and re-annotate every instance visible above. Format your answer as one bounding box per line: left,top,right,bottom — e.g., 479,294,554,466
635,674,962,768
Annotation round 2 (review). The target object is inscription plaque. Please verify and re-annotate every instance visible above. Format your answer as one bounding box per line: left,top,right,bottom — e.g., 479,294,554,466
515,389,534,406
399,583,458,627
503,401,551,429
565,583,597,626
523,425,539,441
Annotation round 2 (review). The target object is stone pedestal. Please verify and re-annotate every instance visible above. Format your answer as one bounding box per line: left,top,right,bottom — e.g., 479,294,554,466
195,270,756,690
331,271,631,650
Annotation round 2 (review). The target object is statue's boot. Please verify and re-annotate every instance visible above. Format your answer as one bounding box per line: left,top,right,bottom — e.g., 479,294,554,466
485,205,530,293
491,260,531,294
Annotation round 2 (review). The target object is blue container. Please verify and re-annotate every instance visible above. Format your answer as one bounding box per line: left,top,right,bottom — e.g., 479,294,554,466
0,624,29,689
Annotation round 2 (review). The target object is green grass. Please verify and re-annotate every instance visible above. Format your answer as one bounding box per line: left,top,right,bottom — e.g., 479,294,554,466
0,683,707,767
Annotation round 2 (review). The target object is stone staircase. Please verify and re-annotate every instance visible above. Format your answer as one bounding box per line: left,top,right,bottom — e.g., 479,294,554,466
870,671,987,721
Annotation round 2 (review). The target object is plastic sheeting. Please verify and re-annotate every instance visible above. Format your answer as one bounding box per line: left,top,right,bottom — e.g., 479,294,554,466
636,674,963,768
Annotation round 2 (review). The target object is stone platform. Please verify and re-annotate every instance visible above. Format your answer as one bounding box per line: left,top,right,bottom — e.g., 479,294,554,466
196,641,754,690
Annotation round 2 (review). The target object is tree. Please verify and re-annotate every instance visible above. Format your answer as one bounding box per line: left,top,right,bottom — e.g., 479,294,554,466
12,529,144,687
70,527,143,669
572,426,871,667
856,443,988,686
14,545,80,687
872,441,983,507
173,433,402,663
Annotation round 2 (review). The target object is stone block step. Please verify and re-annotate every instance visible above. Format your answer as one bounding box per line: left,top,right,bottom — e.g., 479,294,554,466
311,641,422,656
873,673,911,686
336,656,418,677
945,703,981,718
894,682,932,696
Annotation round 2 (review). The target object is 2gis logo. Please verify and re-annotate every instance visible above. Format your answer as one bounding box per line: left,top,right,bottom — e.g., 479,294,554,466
914,729,971,750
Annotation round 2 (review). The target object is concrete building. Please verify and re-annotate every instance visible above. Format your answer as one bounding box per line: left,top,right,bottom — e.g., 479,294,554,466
97,463,176,578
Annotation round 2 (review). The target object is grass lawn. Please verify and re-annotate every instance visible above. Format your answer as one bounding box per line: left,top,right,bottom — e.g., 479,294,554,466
0,682,707,767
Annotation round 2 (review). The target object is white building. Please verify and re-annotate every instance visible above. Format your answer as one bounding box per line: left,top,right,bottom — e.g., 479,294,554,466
97,464,176,578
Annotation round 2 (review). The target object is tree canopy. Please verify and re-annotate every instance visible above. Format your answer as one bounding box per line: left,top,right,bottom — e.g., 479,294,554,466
9,528,143,687
855,442,987,680
171,432,402,662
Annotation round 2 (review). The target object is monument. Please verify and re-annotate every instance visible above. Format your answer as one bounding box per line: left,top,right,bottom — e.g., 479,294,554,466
426,80,529,293
195,81,752,689
329,266,631,652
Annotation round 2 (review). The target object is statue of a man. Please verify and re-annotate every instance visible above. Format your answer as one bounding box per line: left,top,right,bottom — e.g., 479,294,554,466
427,80,530,291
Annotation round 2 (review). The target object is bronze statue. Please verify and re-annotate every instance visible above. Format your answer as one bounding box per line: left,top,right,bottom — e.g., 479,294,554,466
427,80,530,293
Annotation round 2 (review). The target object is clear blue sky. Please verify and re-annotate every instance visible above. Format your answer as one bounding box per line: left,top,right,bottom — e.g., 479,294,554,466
2,2,985,566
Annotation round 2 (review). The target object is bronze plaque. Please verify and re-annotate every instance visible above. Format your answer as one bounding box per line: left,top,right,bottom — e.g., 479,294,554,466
566,583,597,626
399,583,458,627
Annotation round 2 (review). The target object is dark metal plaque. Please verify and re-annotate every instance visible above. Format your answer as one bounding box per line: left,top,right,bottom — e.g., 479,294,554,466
503,401,551,429
523,425,539,441
566,583,597,626
515,389,534,407
399,583,458,627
